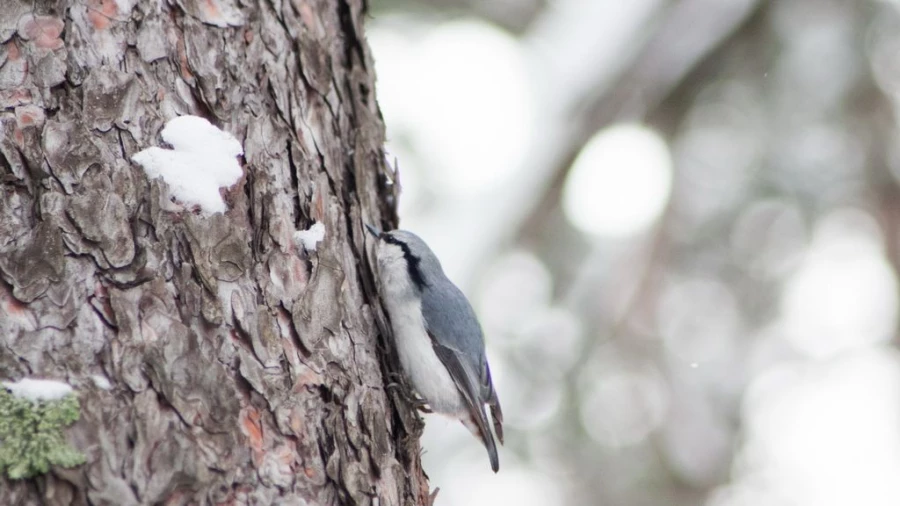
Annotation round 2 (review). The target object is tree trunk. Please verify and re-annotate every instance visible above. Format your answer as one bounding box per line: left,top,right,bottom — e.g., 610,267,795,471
0,0,427,504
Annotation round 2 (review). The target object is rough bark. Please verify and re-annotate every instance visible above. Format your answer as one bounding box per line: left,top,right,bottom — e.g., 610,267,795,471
0,0,427,504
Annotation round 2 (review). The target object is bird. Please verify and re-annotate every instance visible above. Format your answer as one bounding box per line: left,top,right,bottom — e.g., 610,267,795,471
366,224,504,472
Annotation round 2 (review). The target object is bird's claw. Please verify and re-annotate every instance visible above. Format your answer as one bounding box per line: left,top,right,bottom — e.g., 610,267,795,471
386,380,432,412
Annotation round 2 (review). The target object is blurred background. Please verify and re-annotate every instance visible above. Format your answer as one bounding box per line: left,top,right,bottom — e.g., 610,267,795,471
367,0,900,504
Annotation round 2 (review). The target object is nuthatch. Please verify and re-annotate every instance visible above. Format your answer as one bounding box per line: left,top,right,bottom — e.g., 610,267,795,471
366,225,504,472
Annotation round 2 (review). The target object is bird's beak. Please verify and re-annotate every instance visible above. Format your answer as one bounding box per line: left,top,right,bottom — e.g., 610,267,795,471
365,223,382,238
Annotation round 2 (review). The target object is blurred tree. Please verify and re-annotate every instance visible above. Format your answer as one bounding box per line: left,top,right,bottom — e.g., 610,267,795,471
370,0,900,505
0,1,425,504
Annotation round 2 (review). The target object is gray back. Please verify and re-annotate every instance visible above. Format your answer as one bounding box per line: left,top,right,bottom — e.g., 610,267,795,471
390,230,487,360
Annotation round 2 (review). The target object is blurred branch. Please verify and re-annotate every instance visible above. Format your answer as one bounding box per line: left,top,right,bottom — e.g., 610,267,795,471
518,0,768,242
428,0,767,300
526,0,769,337
866,91,900,346
371,0,546,33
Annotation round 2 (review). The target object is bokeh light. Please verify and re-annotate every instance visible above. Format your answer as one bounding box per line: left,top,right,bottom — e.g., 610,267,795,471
719,349,900,506
562,124,673,237
369,19,534,195
657,276,742,365
730,199,807,280
439,461,565,506
478,251,553,337
579,352,669,448
780,209,898,359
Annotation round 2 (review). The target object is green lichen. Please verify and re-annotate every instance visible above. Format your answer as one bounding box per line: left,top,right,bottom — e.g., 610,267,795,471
0,388,85,479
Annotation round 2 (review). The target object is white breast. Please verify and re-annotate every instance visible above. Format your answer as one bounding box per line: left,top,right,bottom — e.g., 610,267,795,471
377,247,465,416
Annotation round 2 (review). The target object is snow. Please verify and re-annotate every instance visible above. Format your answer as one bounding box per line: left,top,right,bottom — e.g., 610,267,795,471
114,0,135,15
90,375,112,390
132,115,244,215
3,378,73,402
294,222,326,251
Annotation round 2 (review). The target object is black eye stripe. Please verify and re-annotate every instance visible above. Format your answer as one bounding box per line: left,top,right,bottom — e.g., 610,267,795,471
383,235,428,289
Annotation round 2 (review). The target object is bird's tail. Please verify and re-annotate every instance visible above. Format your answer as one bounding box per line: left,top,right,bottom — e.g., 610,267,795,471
463,407,500,473
485,365,504,445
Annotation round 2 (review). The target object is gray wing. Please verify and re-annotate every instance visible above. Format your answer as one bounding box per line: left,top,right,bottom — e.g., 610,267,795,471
421,280,504,471
429,334,500,472
484,361,503,444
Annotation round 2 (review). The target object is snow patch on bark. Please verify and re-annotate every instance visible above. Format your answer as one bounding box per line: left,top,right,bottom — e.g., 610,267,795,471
3,378,73,402
90,375,112,390
132,115,244,215
294,222,326,251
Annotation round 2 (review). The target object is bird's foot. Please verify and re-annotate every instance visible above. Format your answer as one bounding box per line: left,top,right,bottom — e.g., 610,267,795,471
386,379,432,413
